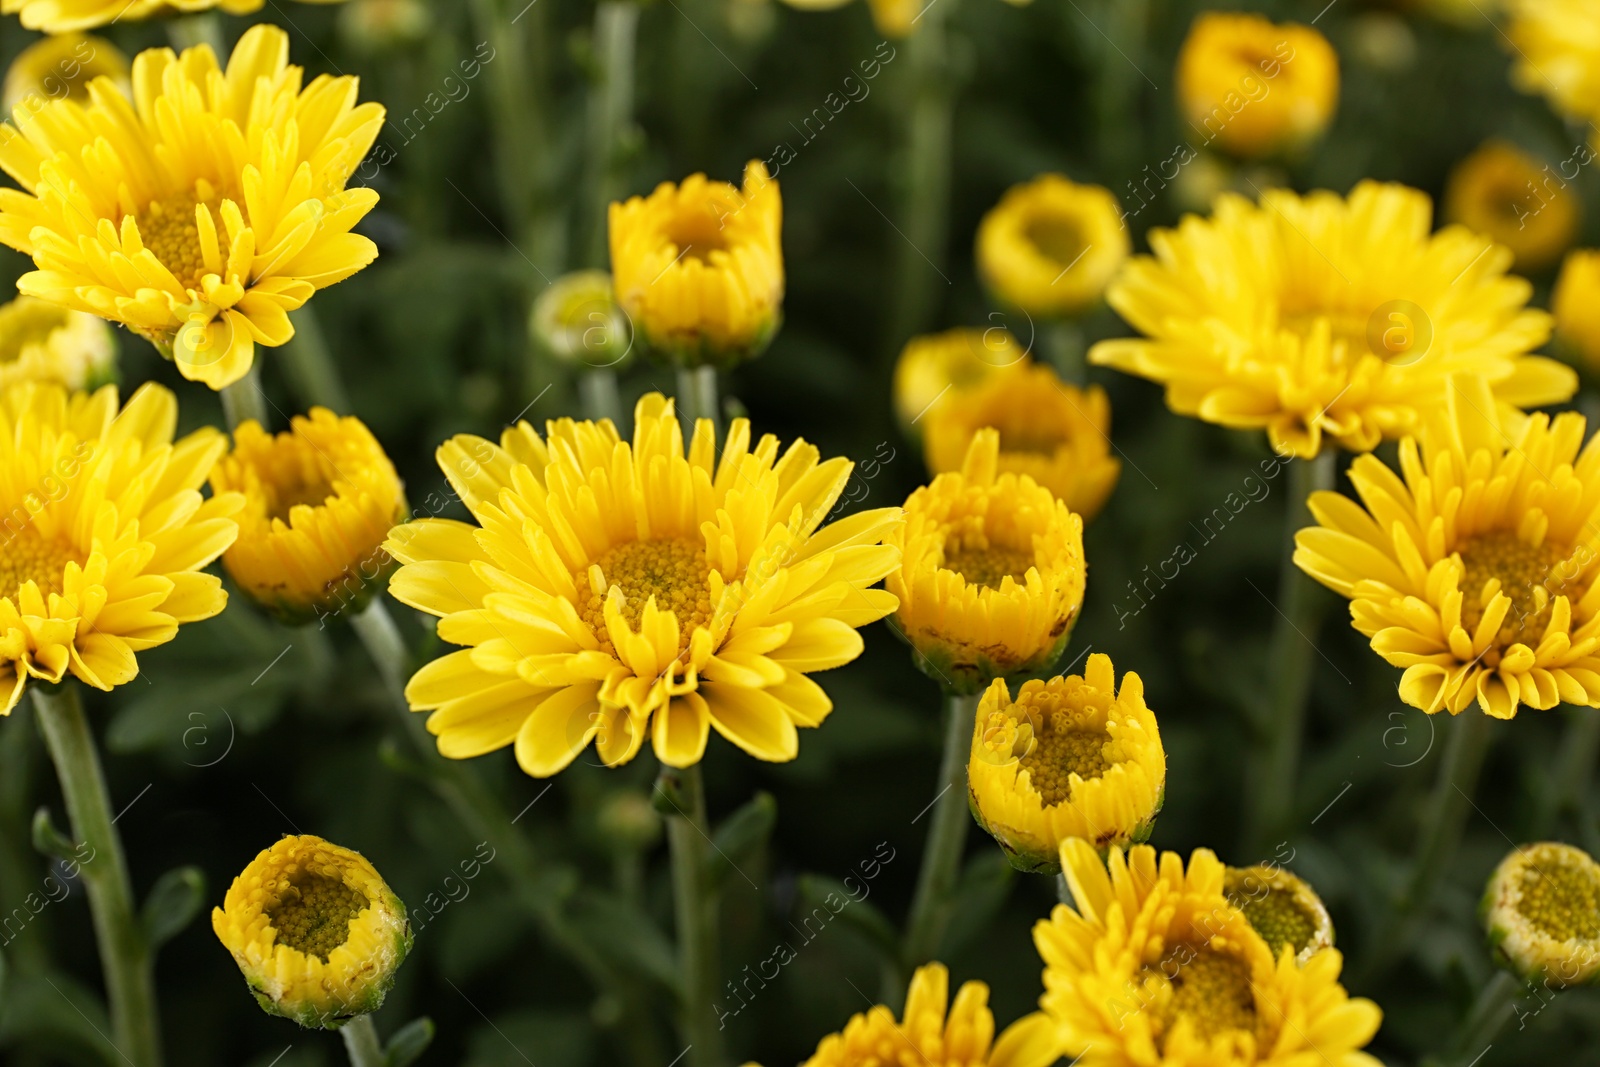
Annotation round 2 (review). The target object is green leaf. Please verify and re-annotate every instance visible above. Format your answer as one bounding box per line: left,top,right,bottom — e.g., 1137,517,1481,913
937,852,1016,962
142,867,206,950
707,791,776,893
566,891,680,995
385,1016,435,1067
31,806,77,861
795,873,901,966
0,968,120,1065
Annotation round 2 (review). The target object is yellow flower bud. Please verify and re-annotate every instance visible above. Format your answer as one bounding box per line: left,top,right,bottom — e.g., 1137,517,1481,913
0,296,116,392
210,410,407,625
1446,141,1579,273
975,175,1129,319
1224,864,1335,964
213,835,413,1029
531,270,634,369
891,327,1025,439
1482,841,1600,989
2,32,129,116
967,655,1164,873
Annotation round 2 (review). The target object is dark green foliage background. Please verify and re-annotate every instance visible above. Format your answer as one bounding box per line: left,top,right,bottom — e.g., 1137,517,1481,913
0,0,1596,1064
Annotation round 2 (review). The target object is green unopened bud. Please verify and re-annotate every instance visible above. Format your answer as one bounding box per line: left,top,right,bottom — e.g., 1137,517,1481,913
339,0,432,51
1482,841,1600,989
1225,864,1334,964
532,270,634,370
597,791,663,852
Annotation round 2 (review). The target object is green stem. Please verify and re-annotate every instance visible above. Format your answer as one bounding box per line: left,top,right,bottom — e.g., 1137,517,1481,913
348,600,664,1067
1444,970,1520,1067
1543,707,1600,833
339,1015,385,1067
166,11,224,53
584,0,639,268
580,368,625,427
660,763,723,1067
886,0,957,353
1054,872,1072,907
1040,319,1086,385
676,365,720,443
1092,0,1148,181
220,362,269,432
32,685,162,1067
468,0,557,264
903,691,978,968
1244,448,1336,856
279,307,352,414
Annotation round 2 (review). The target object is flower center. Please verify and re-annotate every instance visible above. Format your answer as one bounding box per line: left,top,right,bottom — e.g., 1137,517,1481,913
1518,856,1600,942
135,193,218,292
996,421,1066,456
1156,945,1257,1043
1227,880,1317,960
1019,713,1111,806
1457,532,1577,646
266,873,368,962
265,476,337,524
581,538,714,657
1278,310,1371,364
0,525,79,601
942,543,1034,589
0,299,71,365
1023,215,1085,268
665,208,731,263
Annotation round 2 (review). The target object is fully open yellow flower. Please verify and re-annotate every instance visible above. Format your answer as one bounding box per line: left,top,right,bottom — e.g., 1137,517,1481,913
1505,0,1600,128
2,32,128,116
887,430,1084,694
976,175,1129,318
386,393,901,775
1482,841,1600,988
0,295,116,391
1296,374,1600,718
968,654,1163,873
610,160,782,369
892,327,1025,438
1035,840,1383,1067
0,381,241,713
1445,140,1578,272
788,963,1058,1067
211,409,406,626
2,0,346,33
924,361,1120,520
1224,864,1335,964
1090,181,1576,458
0,24,384,390
1176,12,1340,159
1553,249,1600,373
213,834,411,1029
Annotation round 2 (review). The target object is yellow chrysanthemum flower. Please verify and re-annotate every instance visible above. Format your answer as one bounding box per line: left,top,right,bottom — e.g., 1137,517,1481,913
1176,12,1340,159
777,962,1058,1067
0,380,241,713
0,25,384,390
1225,864,1335,964
1553,249,1600,373
887,429,1084,695
1090,181,1577,459
2,33,129,116
609,160,782,369
385,393,902,775
1035,840,1383,1067
968,654,1163,873
924,361,1120,520
892,327,1025,439
2,0,346,33
212,834,412,1029
1445,141,1578,273
0,295,116,391
975,174,1129,319
1505,0,1600,127
210,409,406,626
530,269,632,370
1482,841,1600,988
1295,373,1600,718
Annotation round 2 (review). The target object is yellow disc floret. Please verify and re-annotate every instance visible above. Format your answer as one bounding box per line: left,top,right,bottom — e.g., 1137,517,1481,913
212,835,412,1029
1483,841,1600,988
968,654,1164,872
1225,864,1335,964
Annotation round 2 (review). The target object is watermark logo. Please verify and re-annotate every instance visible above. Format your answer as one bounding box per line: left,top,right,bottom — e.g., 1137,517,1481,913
1366,300,1432,368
